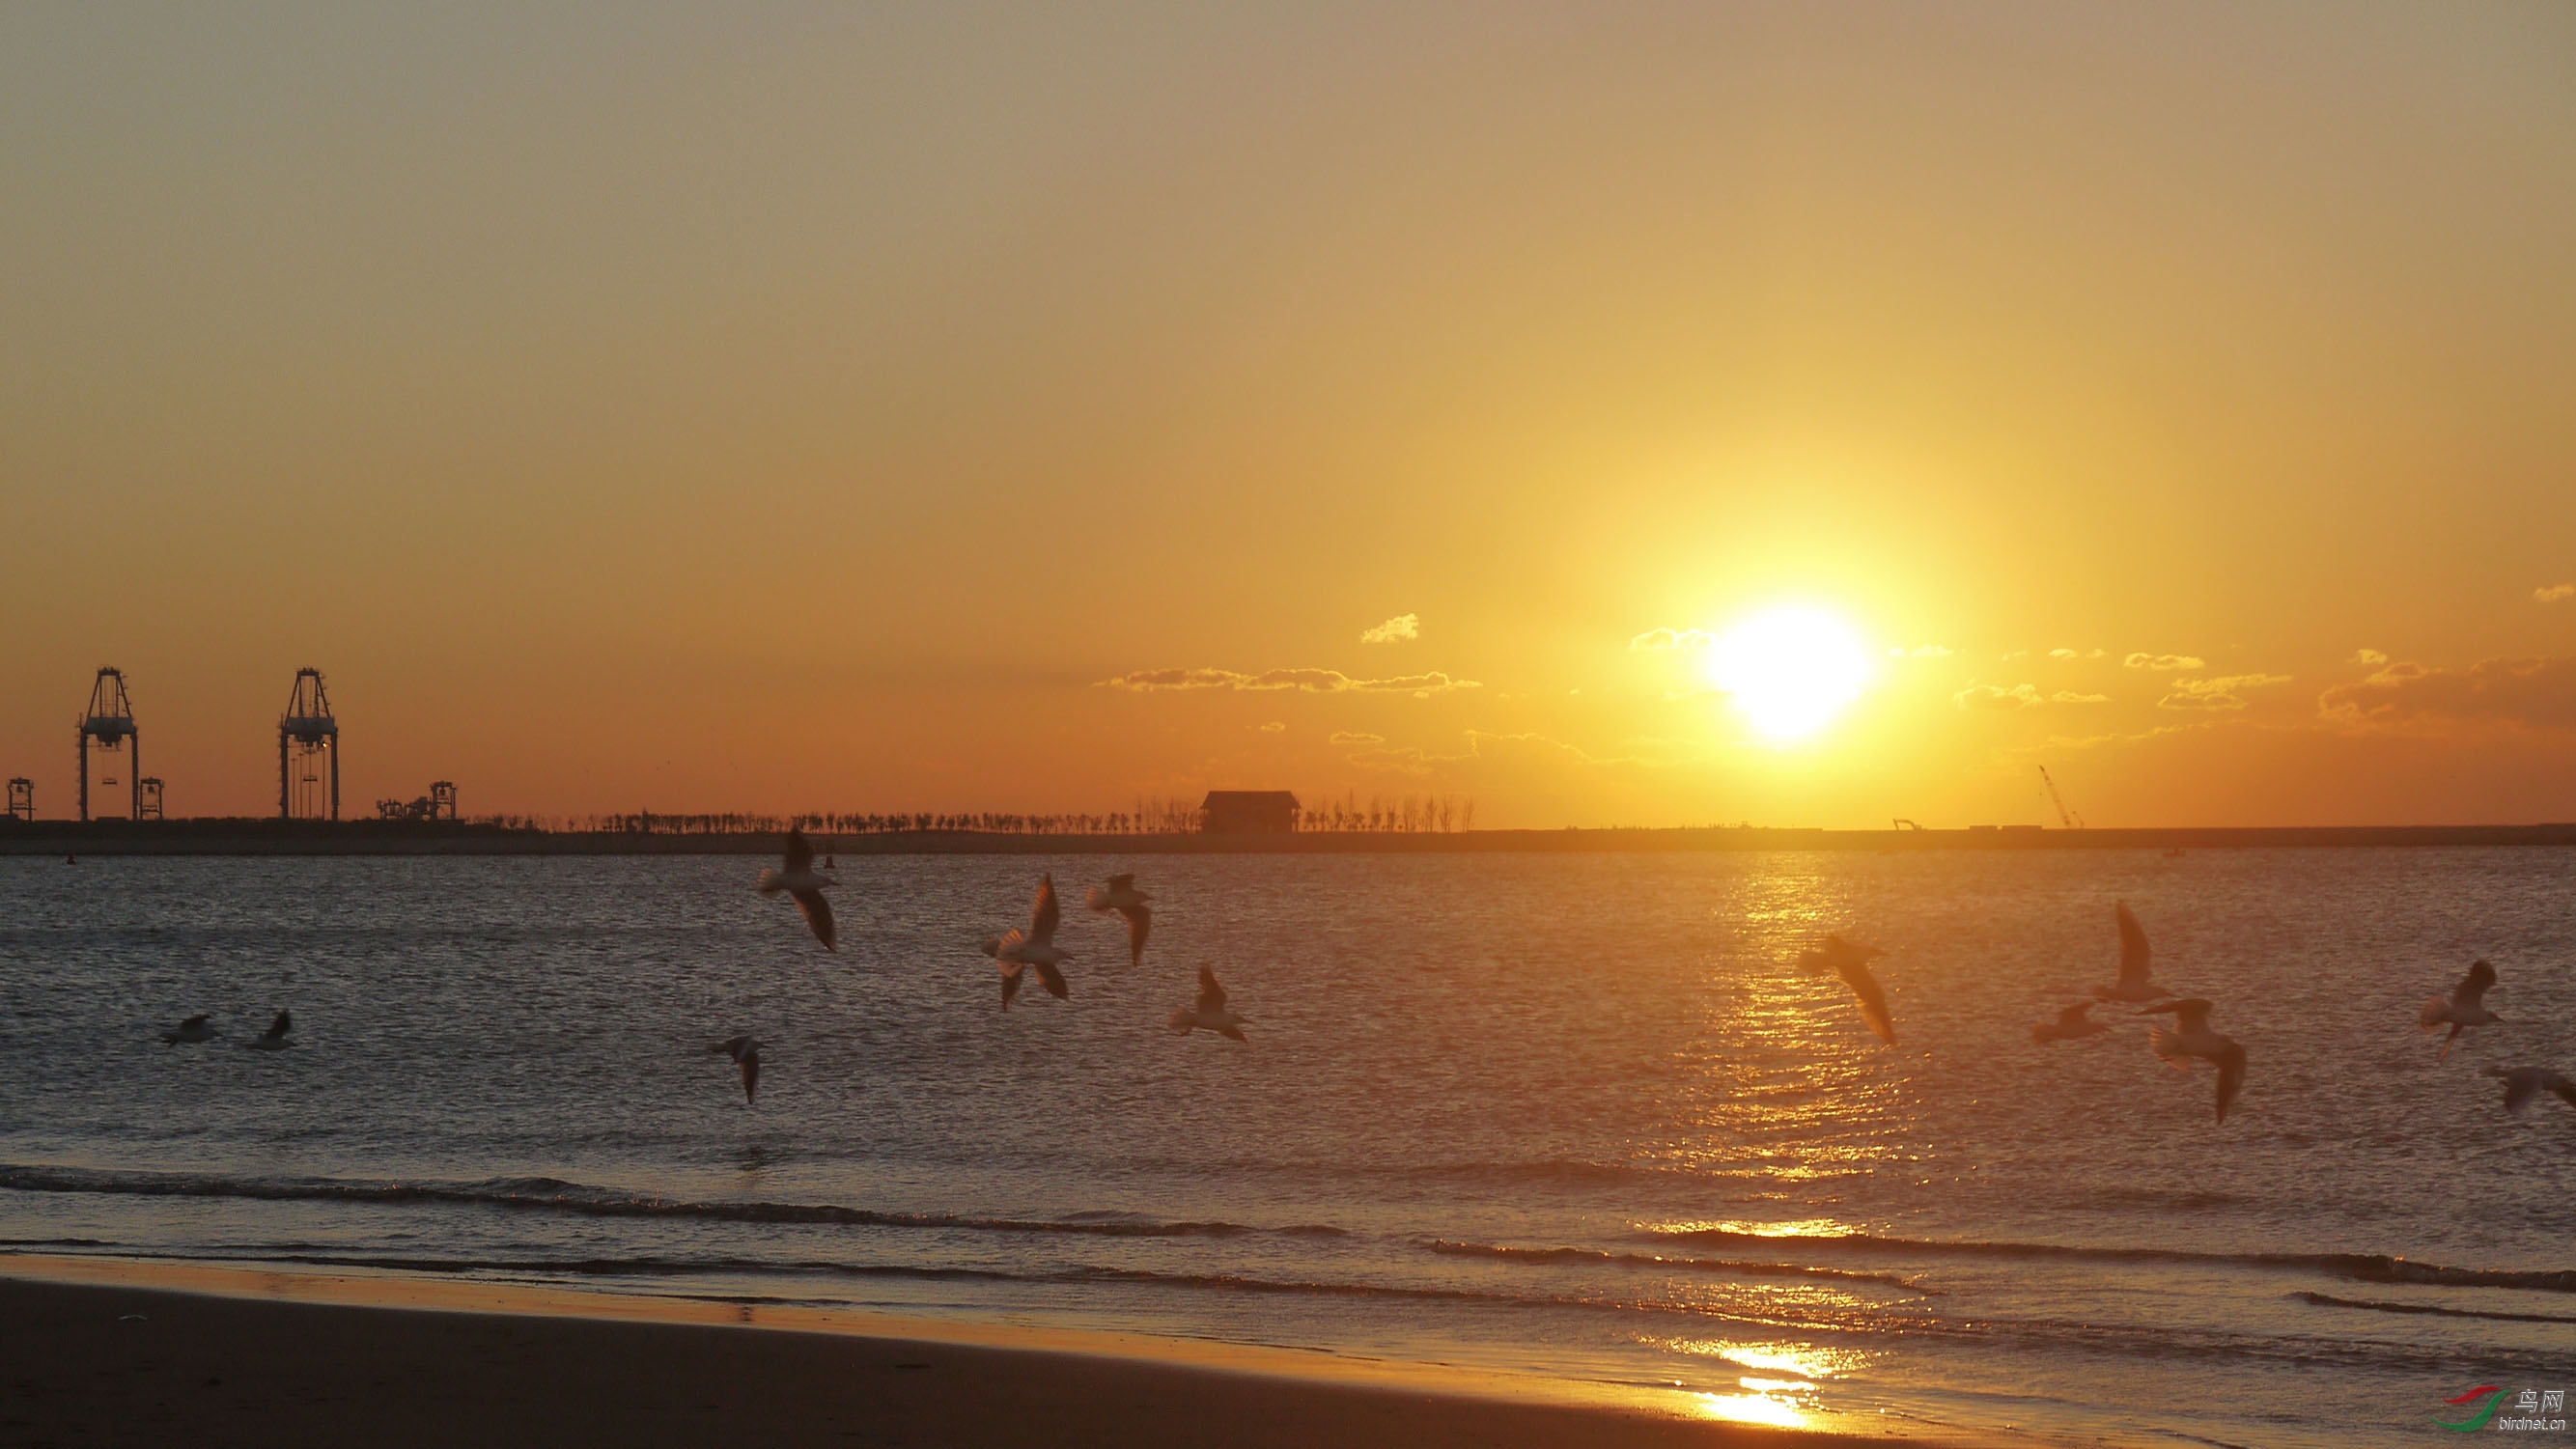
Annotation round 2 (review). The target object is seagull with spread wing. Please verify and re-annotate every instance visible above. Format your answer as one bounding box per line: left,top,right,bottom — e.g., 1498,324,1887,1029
1085,874,1153,967
2031,1000,2109,1044
1797,934,1895,1045
983,873,1073,1010
245,1012,295,1051
160,1014,216,1046
757,827,838,952
2142,998,2246,1123
1167,966,1248,1042
708,1035,761,1103
2090,901,2167,1003
2420,961,2501,1061
2483,1065,2576,1115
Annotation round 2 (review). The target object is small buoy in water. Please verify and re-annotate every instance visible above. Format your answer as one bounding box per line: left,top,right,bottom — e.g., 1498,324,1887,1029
65,851,76,865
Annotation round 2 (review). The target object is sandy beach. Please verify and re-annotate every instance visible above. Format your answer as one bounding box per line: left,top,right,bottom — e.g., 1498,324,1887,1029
0,1257,1933,1448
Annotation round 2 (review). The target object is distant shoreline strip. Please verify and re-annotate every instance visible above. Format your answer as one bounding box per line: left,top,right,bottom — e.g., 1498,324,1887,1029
8,822,2575,856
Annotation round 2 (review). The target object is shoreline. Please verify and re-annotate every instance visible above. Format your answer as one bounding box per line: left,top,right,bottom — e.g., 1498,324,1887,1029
5,820,2575,856
0,1253,1949,1446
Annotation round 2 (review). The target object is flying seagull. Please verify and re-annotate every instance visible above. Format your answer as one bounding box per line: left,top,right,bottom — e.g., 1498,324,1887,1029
1085,874,1153,967
757,828,837,952
983,874,1072,1010
2090,901,2167,1003
2142,998,2246,1123
2030,1000,2109,1045
246,1012,294,1051
709,1036,761,1103
1797,934,1895,1044
1167,966,1248,1042
160,1015,215,1046
2483,1065,2576,1115
2420,961,2501,1061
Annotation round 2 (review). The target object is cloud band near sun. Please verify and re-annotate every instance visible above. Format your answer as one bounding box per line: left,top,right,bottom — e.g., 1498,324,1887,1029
1101,666,1480,695
1954,683,2112,710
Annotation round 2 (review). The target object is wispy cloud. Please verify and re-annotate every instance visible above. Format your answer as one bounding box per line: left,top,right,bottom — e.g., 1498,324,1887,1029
2052,690,2111,704
1360,612,1421,643
1631,627,1714,651
2003,723,2201,757
2536,584,2575,604
1341,729,1688,775
2354,648,2389,666
1328,731,1385,745
1256,721,1286,734
2050,647,2106,660
1954,683,2043,710
1101,667,1480,696
2158,673,2291,711
2320,655,2576,730
2126,652,2206,671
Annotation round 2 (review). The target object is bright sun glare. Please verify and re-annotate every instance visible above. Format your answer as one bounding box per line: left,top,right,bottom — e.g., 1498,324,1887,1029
1703,605,1871,742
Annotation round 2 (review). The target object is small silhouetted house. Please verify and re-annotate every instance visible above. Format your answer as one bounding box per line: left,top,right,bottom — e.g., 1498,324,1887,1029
1200,791,1300,834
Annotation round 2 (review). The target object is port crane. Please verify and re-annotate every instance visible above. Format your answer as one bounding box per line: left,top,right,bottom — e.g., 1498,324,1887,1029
2036,766,2084,829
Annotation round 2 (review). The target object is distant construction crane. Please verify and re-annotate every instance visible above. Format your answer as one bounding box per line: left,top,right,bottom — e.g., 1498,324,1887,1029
6,778,30,822
2036,765,2085,829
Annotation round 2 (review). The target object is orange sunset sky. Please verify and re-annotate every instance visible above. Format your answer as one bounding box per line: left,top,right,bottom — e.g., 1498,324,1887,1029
4,4,2573,829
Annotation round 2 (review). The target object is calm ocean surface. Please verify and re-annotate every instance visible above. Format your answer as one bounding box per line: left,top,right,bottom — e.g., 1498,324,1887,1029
2,849,2570,1445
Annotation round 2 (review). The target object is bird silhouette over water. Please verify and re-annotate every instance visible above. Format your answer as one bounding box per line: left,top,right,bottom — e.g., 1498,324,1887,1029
2090,902,2167,1003
245,1012,294,1051
160,1015,215,1046
1798,934,1895,1044
2421,961,2501,1061
1085,874,1153,967
2483,1065,2576,1115
2031,1000,2109,1045
983,874,1071,1010
709,1036,761,1103
2142,998,2245,1123
1167,966,1247,1042
757,828,837,952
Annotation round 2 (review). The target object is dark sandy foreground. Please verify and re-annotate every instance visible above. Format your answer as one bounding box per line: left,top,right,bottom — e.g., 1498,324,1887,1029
0,1266,1936,1449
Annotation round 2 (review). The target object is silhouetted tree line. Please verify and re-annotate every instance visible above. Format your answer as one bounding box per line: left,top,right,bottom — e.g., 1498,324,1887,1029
548,791,1476,836
1296,791,1475,834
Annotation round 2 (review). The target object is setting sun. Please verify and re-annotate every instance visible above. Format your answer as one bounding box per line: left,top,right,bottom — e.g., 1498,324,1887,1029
1704,606,1872,743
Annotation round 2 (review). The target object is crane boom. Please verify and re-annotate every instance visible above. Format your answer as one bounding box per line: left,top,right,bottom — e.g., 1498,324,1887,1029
2037,765,2084,829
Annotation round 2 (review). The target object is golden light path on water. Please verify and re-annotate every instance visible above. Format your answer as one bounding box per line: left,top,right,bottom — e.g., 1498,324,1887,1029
1671,1338,1880,1430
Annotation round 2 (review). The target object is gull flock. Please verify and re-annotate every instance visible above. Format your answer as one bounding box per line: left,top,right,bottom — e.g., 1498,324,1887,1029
149,836,2568,1127
1818,898,2564,1126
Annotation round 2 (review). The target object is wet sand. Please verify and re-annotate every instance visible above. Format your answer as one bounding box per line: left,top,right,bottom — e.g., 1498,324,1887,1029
0,1257,1937,1448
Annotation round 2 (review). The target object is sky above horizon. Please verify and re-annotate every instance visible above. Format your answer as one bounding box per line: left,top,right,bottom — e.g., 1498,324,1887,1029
5,3,2574,828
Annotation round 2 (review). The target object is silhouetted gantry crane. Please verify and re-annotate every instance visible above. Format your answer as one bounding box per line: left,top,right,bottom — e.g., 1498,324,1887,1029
280,668,341,821
77,668,140,822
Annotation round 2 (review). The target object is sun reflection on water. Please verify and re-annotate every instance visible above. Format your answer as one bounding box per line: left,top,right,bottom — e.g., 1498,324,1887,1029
1694,1391,1807,1428
1646,1217,1857,1240
1666,1337,1873,1382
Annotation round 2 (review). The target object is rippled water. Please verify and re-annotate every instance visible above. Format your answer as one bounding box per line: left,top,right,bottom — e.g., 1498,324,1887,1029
3,850,2571,1444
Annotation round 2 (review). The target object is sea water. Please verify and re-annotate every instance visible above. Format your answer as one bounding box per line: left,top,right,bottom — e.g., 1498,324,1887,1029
2,849,2569,1445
